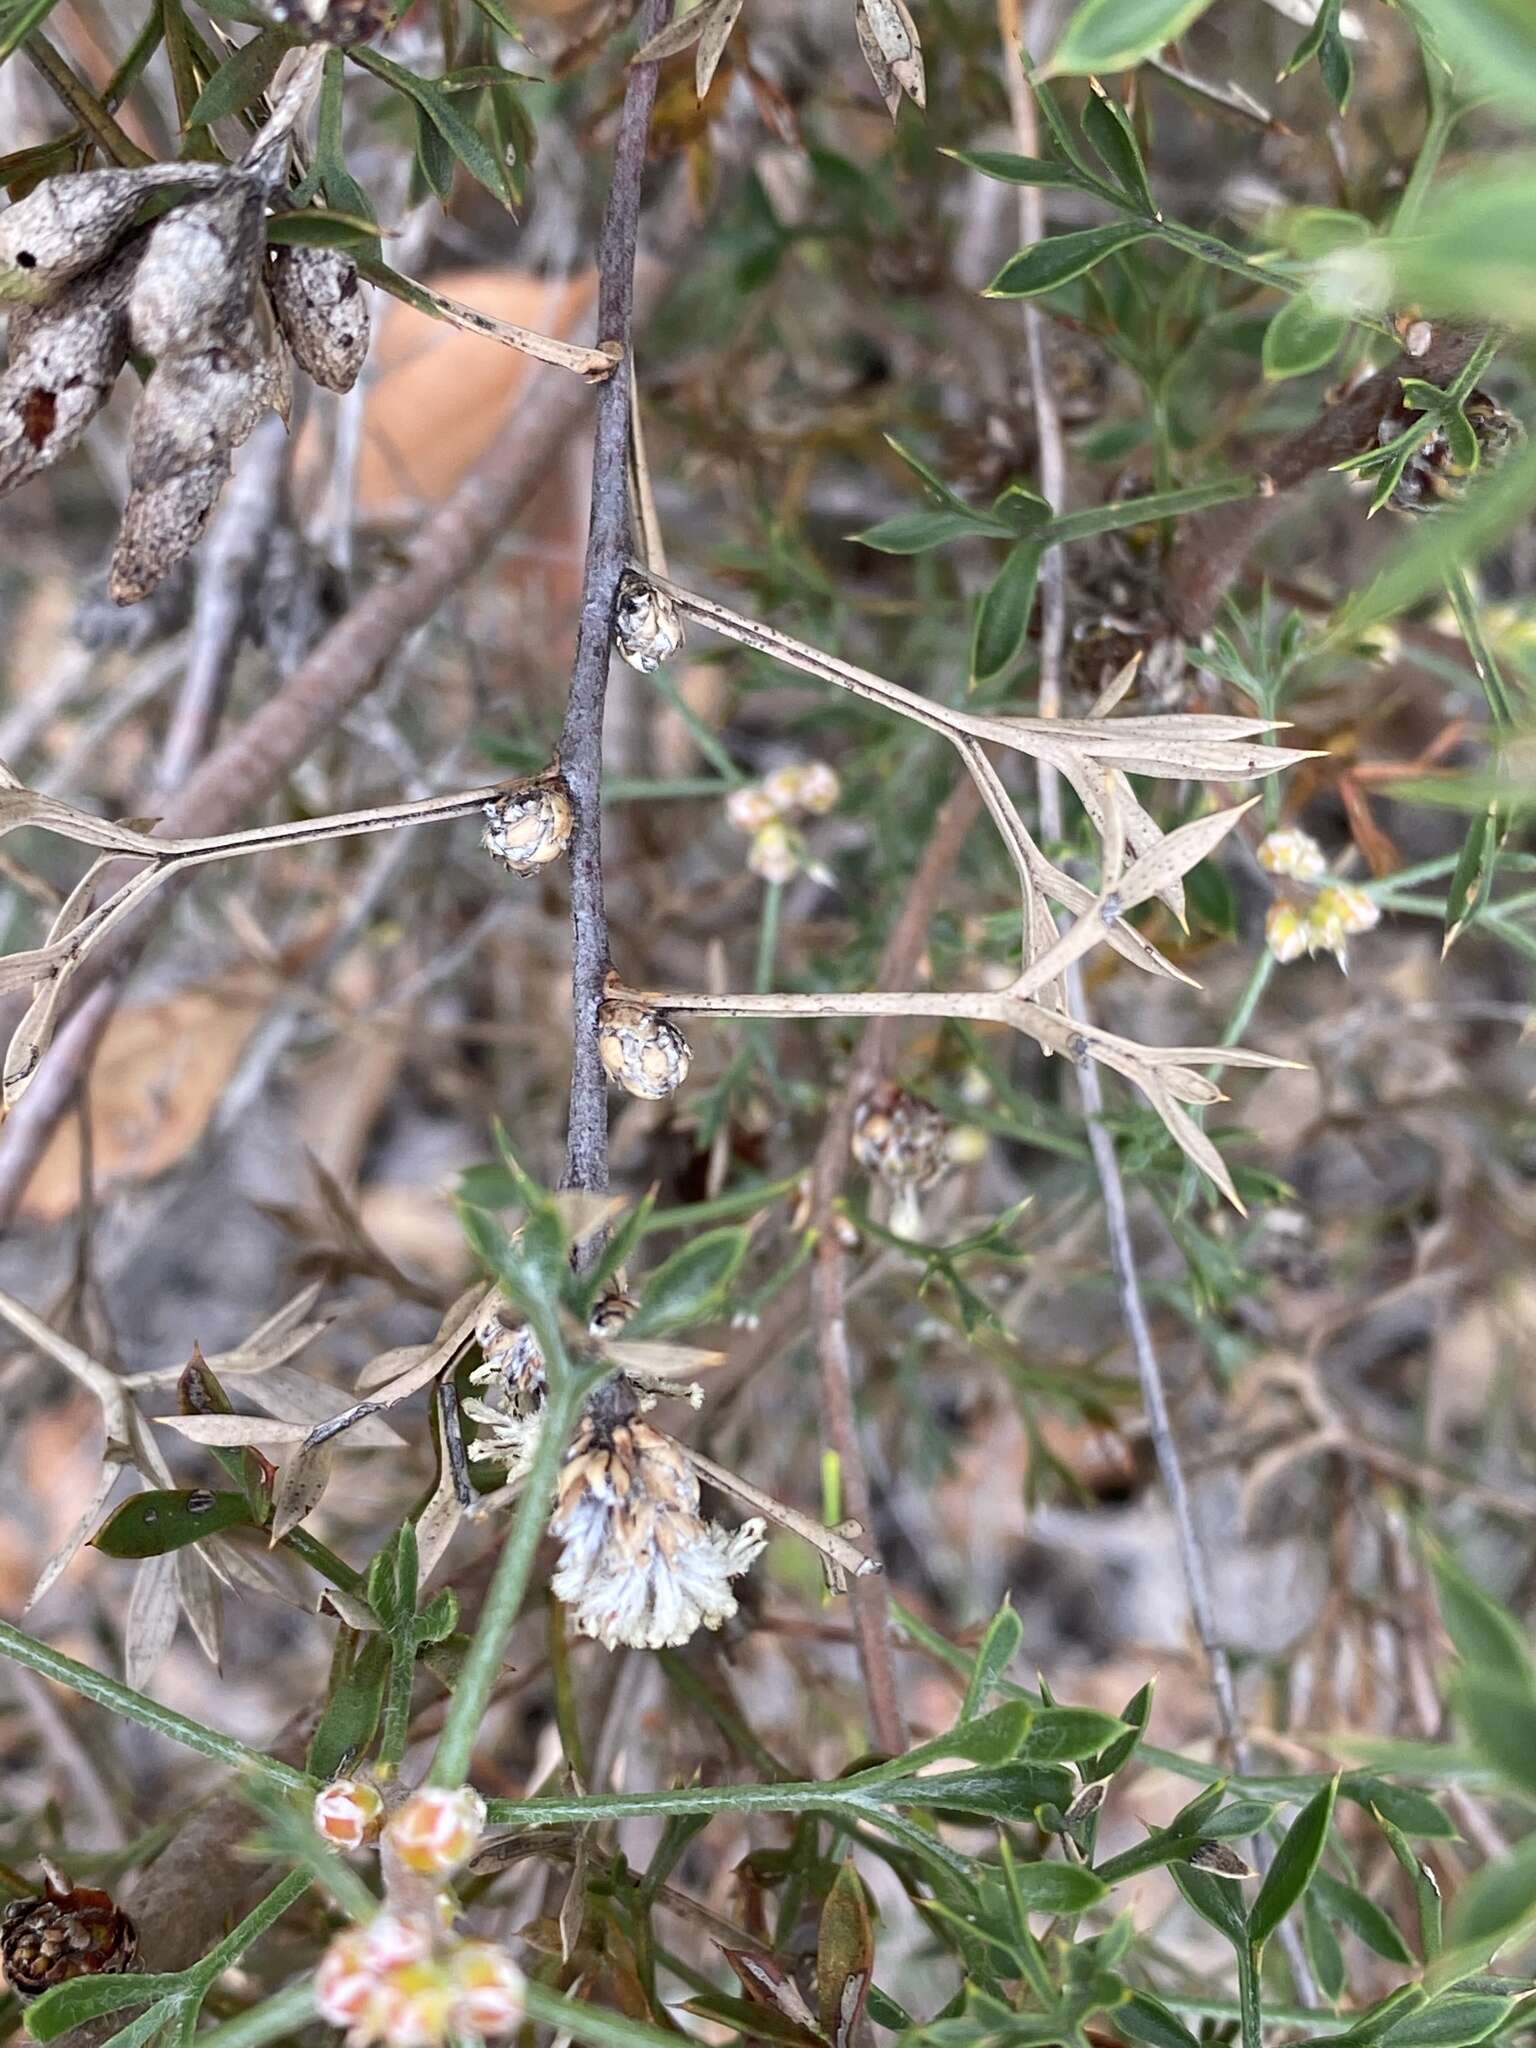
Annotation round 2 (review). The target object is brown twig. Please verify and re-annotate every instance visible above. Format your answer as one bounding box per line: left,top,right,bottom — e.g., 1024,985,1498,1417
556,0,674,1196
804,776,982,1755
1164,324,1485,638
0,343,618,1226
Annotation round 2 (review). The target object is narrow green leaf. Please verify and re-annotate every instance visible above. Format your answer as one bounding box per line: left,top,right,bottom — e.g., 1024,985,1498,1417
1343,1775,1455,1840
1170,1859,1249,1947
1091,1679,1153,1780
1447,1834,1536,1955
1263,294,1348,380
883,434,983,516
1305,1888,1348,2005
1381,1995,1514,2048
854,508,1014,552
1312,1870,1415,1966
186,28,288,124
1444,808,1501,947
894,1700,1035,1769
816,1862,874,2043
960,1602,1025,1720
350,46,516,209
878,1761,1076,1822
1019,1707,1129,1763
1249,1776,1339,1951
1200,1800,1279,1840
986,223,1153,298
1048,0,1221,77
1116,1990,1202,2048
1396,0,1536,116
971,541,1043,683
264,209,381,249
1000,1860,1106,1912
26,1978,184,2040
945,146,1101,192
92,1488,255,1559
308,1631,389,1780
1429,1542,1536,1688
1456,1667,1536,1798
0,0,65,65
1080,83,1156,216
1372,1805,1443,1959
625,1226,751,1338
1045,474,1253,542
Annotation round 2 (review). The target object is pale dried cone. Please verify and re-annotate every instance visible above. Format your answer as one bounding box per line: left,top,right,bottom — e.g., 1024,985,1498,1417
0,240,139,495
267,243,370,392
129,181,265,358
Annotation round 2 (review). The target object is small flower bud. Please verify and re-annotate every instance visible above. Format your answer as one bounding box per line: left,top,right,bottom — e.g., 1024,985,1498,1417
762,763,809,812
386,1786,486,1877
1257,828,1327,884
267,243,370,393
597,999,691,1100
361,1914,434,1972
481,780,573,875
852,1084,951,1192
1306,881,1379,967
747,819,799,885
725,785,780,833
373,1961,457,2048
945,1123,988,1166
314,1777,385,1850
449,1943,525,2036
1265,901,1309,965
614,576,684,672
315,1928,381,2029
796,760,841,813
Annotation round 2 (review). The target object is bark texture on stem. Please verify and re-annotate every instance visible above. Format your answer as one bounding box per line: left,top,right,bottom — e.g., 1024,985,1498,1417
1165,323,1484,638
556,0,674,1196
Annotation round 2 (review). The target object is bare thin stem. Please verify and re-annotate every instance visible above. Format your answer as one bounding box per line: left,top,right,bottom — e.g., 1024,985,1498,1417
556,0,674,1195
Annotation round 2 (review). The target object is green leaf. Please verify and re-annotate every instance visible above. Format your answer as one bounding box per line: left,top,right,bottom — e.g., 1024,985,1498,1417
1249,1775,1339,1951
1047,0,1221,77
1091,1680,1153,1780
92,1488,256,1559
1429,1542,1536,1688
960,1602,1025,1720
880,1762,1076,1822
1170,1860,1249,1947
1448,1834,1536,1955
971,542,1043,683
883,434,986,517
413,101,457,201
308,1630,389,1780
999,1861,1106,1913
626,1226,750,1338
1116,1992,1200,2048
1456,1667,1536,1798
897,1700,1035,1768
986,223,1153,298
1263,294,1348,380
1306,1888,1348,2005
0,0,66,66
1044,475,1252,543
1383,163,1536,326
1200,1799,1278,1840
26,1977,184,2040
350,46,516,209
1080,84,1155,216
945,147,1102,193
1380,1996,1514,2048
1312,1870,1415,1966
186,27,289,124
1019,1706,1129,1763
1397,0,1536,116
1342,1775,1453,1838
1280,0,1352,110
1444,808,1501,946
854,508,1014,552
1372,1805,1443,1959
264,208,381,249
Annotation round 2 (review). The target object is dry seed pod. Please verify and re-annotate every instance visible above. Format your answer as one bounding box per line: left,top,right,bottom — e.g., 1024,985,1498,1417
1185,1842,1255,1882
597,999,691,1100
0,240,139,498
111,458,231,606
482,780,573,875
613,576,685,673
1381,390,1523,515
129,181,265,359
0,1867,138,1999
266,243,370,393
851,1083,950,1192
0,163,226,306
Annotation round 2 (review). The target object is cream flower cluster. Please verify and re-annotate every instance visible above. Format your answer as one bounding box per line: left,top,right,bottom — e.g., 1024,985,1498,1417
1259,828,1380,970
725,760,840,885
313,1788,520,2048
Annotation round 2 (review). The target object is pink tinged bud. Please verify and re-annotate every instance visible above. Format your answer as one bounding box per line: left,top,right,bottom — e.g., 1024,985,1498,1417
315,1930,382,2028
360,1913,433,1973
385,1787,486,1876
449,1943,525,2036
314,1779,385,1850
1257,828,1327,883
798,761,841,813
725,785,780,833
373,1962,457,2048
